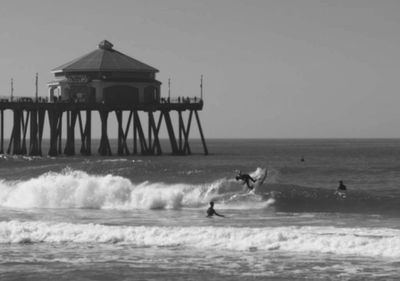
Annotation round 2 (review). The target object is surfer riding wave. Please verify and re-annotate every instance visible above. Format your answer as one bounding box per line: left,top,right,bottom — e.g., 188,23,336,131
235,171,256,190
235,169,267,191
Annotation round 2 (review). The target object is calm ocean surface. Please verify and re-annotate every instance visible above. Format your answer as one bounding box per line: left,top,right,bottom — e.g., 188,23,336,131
1,139,400,280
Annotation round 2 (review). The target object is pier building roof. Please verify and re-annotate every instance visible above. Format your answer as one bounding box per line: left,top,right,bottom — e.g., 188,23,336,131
52,40,159,74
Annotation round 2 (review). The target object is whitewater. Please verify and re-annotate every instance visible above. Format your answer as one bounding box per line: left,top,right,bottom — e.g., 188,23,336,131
1,139,400,280
2,220,400,259
0,168,272,210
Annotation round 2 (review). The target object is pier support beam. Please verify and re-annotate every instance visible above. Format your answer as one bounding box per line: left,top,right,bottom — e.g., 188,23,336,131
78,110,91,156
37,109,46,156
98,110,112,156
20,111,30,155
7,109,22,155
29,109,39,155
0,110,4,154
64,110,78,156
194,110,208,155
133,111,148,155
29,109,46,156
177,110,193,155
148,111,162,155
115,110,131,155
48,109,62,156
163,110,179,154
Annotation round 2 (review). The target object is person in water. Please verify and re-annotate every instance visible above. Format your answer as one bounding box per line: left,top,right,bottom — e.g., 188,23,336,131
235,170,256,190
207,201,224,217
337,180,347,191
336,180,347,199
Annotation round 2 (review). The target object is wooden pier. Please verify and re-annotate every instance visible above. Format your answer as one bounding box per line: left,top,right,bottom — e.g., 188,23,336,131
0,99,208,156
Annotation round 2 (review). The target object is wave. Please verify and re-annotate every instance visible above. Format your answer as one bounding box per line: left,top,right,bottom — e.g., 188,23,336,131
1,220,400,258
1,167,399,215
0,168,268,210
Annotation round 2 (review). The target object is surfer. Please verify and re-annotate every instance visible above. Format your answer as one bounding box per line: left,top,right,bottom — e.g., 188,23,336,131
206,201,224,217
235,170,256,190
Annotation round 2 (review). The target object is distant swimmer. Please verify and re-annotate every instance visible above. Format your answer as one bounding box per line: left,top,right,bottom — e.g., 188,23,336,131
206,201,224,217
235,170,256,190
335,180,347,199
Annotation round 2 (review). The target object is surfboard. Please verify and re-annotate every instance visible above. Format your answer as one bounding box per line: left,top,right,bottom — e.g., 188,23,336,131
252,168,267,190
334,190,346,199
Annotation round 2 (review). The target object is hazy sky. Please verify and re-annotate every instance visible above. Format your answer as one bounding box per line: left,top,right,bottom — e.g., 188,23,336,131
0,0,400,138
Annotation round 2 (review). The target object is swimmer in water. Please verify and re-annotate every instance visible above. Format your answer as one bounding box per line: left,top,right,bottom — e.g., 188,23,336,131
206,201,224,217
335,180,347,199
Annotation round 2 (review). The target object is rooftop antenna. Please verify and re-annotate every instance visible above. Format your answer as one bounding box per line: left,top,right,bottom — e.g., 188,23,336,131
10,78,13,102
35,73,38,102
168,78,171,100
200,74,203,100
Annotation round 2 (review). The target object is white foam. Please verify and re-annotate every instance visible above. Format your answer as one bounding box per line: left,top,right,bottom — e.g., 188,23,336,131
1,220,399,258
250,167,267,179
100,159,129,162
0,154,43,161
0,169,256,210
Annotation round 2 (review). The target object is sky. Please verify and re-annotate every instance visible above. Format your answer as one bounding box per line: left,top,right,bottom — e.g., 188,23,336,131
0,0,400,138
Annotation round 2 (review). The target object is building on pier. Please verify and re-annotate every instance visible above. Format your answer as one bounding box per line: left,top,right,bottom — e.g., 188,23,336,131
48,40,161,105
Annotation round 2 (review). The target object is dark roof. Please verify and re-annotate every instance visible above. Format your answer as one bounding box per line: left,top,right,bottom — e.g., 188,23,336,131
52,40,159,73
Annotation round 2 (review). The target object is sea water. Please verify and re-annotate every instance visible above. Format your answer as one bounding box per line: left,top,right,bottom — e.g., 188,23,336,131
0,139,400,280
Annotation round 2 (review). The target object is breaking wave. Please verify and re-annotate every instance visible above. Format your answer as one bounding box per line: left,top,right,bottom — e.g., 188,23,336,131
0,168,269,210
1,220,400,258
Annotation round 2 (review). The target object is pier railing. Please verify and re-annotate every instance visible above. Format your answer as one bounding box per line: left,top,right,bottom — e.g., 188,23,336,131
0,96,48,103
0,96,204,111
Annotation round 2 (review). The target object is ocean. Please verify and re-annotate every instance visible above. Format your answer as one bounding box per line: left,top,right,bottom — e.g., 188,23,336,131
0,139,400,280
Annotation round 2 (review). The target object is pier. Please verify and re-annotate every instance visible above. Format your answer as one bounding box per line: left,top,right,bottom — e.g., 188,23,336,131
0,40,208,156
